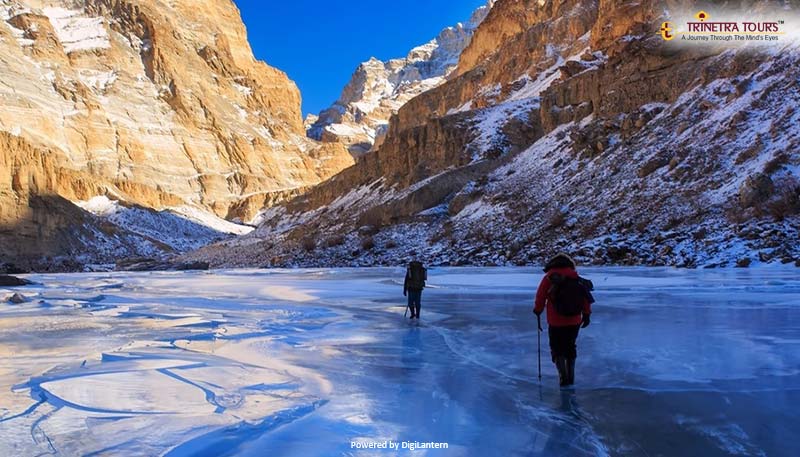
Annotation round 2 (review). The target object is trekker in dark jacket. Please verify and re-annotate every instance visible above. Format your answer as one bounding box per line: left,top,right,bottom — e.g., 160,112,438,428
533,253,593,387
404,261,427,319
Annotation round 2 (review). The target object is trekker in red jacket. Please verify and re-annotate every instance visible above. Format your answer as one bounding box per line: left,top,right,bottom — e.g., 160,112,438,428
533,253,593,387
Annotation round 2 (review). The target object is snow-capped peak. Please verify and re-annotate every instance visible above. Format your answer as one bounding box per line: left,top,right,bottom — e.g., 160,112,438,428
307,1,495,156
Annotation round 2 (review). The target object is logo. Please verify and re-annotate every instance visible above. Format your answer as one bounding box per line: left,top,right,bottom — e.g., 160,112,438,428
660,21,675,40
658,9,786,43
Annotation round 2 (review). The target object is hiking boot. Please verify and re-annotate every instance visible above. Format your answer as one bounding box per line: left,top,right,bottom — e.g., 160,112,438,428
555,357,568,387
566,358,576,386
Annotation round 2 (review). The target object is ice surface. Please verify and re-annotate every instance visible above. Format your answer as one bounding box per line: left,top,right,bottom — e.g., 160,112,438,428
1,267,798,456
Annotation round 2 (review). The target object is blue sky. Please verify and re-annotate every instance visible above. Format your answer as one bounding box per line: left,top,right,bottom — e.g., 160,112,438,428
234,0,486,117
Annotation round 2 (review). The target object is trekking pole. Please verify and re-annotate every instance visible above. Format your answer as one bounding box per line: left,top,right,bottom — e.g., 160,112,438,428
537,314,542,382
404,303,409,318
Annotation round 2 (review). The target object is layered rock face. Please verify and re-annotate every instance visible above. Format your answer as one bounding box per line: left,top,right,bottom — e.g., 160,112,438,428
0,0,354,269
192,0,800,269
307,1,494,156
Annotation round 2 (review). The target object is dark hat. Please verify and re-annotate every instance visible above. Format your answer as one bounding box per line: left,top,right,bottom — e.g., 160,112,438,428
543,253,576,272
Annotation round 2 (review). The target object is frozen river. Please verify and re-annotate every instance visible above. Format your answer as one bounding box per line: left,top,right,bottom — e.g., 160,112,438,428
1,267,799,456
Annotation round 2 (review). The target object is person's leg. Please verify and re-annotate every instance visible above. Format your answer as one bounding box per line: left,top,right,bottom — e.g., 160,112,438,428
414,290,422,318
548,326,568,386
409,290,421,318
565,325,580,385
548,326,557,363
556,357,568,386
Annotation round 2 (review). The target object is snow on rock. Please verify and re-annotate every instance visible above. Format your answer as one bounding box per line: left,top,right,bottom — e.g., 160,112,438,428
324,122,363,138
6,23,32,46
170,205,254,236
231,82,252,96
42,7,110,54
448,99,474,114
75,196,252,252
507,47,602,103
77,69,117,92
76,195,119,216
469,98,538,159
442,51,800,268
1,3,34,46
454,199,501,221
507,68,561,102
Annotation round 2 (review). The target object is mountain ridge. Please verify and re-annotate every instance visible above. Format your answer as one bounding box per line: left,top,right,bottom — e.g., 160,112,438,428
2,0,798,271
187,0,800,269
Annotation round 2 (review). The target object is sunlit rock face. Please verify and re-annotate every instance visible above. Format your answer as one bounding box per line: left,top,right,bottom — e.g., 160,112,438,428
307,1,494,156
0,0,354,216
0,0,354,268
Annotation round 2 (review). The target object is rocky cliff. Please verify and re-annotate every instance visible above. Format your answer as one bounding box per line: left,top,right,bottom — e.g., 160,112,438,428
307,1,494,156
0,0,354,270
190,0,800,269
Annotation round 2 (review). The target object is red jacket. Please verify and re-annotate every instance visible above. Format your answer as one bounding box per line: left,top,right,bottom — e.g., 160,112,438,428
534,267,592,327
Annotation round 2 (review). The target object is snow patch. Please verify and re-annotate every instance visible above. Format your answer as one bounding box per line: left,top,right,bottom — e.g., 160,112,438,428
454,199,501,221
77,195,119,216
43,7,110,54
169,205,253,236
507,68,560,102
232,82,252,97
3,13,33,46
324,123,362,137
448,99,473,115
77,69,117,92
75,196,252,252
469,98,539,159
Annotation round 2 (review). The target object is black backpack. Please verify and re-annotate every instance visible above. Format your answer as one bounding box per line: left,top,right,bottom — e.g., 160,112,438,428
548,273,594,316
407,262,427,289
